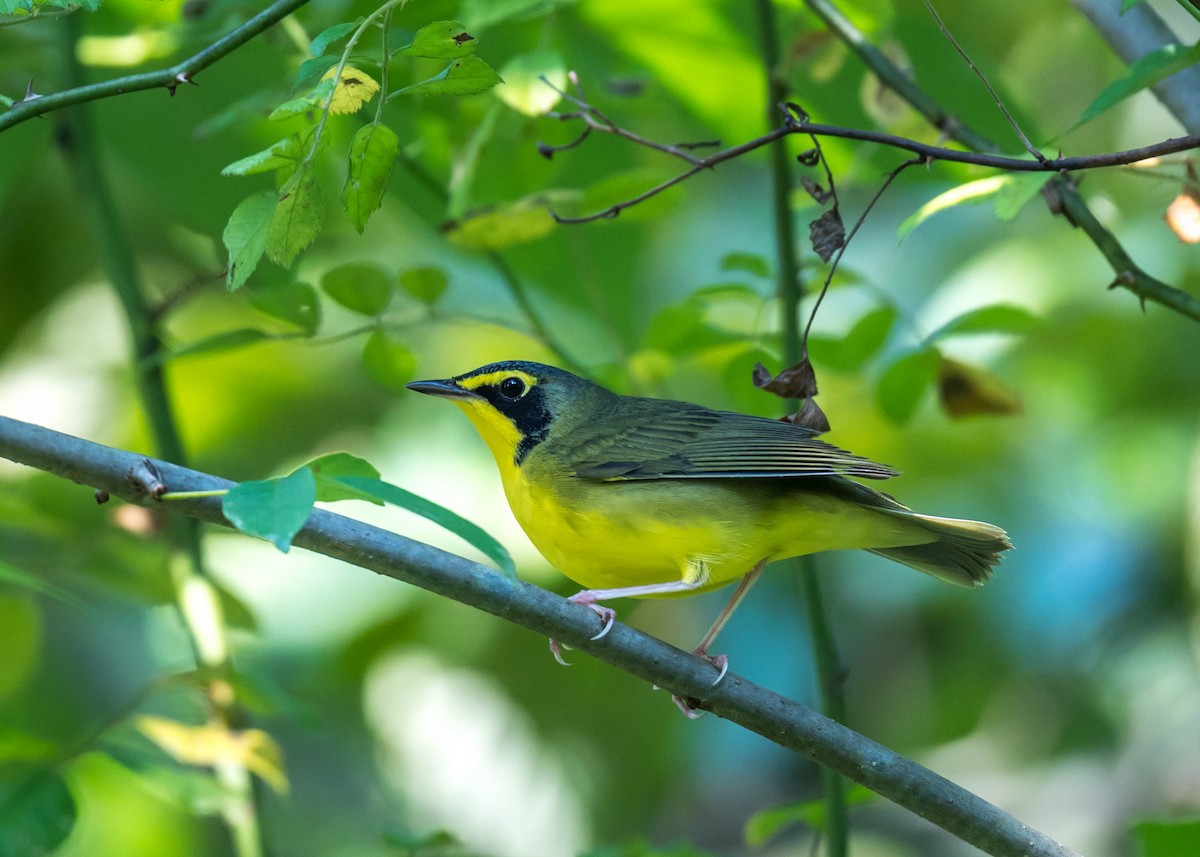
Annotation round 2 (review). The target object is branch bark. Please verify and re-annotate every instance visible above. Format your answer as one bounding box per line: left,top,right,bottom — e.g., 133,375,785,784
0,414,1082,857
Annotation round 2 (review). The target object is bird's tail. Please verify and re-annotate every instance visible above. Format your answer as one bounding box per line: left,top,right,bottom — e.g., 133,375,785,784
868,508,1012,587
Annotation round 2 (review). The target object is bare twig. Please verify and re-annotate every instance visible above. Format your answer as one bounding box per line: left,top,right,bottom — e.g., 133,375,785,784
920,0,1046,162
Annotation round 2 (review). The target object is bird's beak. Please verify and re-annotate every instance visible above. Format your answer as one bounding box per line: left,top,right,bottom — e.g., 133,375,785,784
406,378,478,399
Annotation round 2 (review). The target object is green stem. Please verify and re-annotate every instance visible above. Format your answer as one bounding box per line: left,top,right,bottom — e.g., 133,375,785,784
58,17,260,857
753,2,849,855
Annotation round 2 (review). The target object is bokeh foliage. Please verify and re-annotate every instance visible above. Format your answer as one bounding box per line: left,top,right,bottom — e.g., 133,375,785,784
1,0,1199,856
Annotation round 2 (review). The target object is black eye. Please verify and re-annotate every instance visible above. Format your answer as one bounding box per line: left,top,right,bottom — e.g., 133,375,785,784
499,377,525,400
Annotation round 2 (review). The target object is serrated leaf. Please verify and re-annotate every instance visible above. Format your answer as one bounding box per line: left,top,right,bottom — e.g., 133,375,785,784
267,78,335,121
399,266,448,303
400,20,477,59
169,329,272,360
343,123,399,233
334,477,517,579
221,135,303,176
361,329,416,391
927,304,1037,341
222,467,316,553
293,55,340,92
321,263,393,315
897,176,1009,240
1070,41,1200,132
720,251,770,279
878,347,940,423
993,172,1054,221
306,452,383,504
496,50,565,115
390,56,502,99
321,64,381,114
248,281,320,335
938,357,1022,418
223,191,277,291
310,20,360,57
445,191,576,250
265,171,322,268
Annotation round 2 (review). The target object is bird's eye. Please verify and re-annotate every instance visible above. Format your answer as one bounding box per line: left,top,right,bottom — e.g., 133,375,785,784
499,377,526,400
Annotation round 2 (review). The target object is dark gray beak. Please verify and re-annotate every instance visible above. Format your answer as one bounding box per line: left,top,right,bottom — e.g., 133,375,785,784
406,378,478,399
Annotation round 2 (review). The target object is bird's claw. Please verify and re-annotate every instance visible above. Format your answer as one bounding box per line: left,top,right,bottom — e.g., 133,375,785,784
669,651,729,718
548,598,617,665
549,637,572,666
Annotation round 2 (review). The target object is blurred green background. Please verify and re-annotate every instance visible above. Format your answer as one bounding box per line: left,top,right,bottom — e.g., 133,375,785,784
1,0,1199,855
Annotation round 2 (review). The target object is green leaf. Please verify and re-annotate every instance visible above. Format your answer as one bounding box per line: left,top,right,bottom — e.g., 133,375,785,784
0,558,81,607
399,20,477,59
139,766,231,817
0,728,58,764
927,304,1038,341
221,135,303,176
293,55,340,92
897,176,1009,240
1132,817,1200,857
496,50,566,115
342,123,399,233
0,771,76,856
222,467,316,553
1071,41,1200,132
321,263,393,315
1120,0,1143,10
361,329,416,391
390,56,503,99
267,78,335,121
461,0,574,30
720,251,771,279
223,191,277,290
745,785,875,846
248,281,321,335
306,452,383,504
398,266,448,304
877,347,940,424
445,191,576,250
0,593,39,700
311,20,360,57
168,329,271,361
993,172,1054,221
809,305,897,371
334,477,517,579
265,170,323,269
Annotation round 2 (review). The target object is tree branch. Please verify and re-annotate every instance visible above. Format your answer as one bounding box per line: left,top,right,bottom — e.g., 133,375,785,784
0,0,312,135
0,414,1082,857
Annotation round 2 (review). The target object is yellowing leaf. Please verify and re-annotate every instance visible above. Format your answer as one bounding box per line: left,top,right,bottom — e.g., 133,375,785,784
137,716,288,794
321,65,381,114
1165,191,1200,244
938,357,1022,418
445,191,577,250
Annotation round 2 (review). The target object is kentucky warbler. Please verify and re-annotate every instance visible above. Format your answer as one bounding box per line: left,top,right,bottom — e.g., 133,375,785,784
408,360,1011,666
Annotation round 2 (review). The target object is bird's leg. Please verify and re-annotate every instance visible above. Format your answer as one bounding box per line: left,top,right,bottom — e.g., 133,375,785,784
548,567,711,665
671,561,766,719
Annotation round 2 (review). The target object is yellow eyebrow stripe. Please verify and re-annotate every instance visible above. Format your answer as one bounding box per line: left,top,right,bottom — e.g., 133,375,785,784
458,370,538,392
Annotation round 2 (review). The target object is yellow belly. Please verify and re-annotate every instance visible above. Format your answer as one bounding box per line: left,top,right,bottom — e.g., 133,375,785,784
499,463,926,593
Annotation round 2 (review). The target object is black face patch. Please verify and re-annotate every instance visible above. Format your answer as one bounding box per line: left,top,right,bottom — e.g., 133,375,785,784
473,380,552,465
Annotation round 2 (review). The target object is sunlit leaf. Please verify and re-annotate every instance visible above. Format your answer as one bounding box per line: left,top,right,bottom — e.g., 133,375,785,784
267,78,336,122
445,191,576,250
321,64,381,114
223,191,277,290
248,280,321,335
221,467,316,553
1165,190,1200,243
496,50,566,115
938,357,1022,418
898,176,1009,240
877,347,940,423
321,262,393,315
927,304,1037,341
399,20,477,59
343,123,399,233
137,716,288,793
310,20,360,57
399,266,448,304
390,56,502,99
361,329,416,391
333,477,517,579
1070,42,1200,132
265,171,323,268
306,452,383,504
221,134,304,176
993,172,1054,221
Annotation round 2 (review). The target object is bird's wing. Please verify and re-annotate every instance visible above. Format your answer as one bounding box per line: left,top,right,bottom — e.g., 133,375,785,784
561,399,897,481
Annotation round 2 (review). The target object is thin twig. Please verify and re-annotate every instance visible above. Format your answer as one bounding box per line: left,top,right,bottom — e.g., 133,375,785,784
920,0,1046,162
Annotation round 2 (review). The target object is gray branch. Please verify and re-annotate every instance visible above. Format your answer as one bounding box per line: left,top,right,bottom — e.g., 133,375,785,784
1072,0,1200,134
0,414,1081,857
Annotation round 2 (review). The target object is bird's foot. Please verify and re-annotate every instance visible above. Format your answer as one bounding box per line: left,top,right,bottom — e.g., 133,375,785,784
548,593,617,666
670,651,729,718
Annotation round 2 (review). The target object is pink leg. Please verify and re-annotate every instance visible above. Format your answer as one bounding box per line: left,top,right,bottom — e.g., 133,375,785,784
549,578,707,665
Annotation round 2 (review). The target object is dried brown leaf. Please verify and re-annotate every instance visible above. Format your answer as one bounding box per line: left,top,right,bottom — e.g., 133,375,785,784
809,208,845,262
781,397,831,432
938,357,1022,418
752,358,818,399
800,175,832,205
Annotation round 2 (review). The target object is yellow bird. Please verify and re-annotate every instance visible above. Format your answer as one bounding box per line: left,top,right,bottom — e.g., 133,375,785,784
408,361,1010,685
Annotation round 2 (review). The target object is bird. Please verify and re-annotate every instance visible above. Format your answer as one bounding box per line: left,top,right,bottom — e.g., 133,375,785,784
407,360,1011,708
